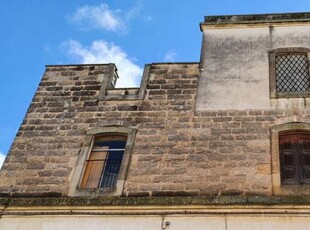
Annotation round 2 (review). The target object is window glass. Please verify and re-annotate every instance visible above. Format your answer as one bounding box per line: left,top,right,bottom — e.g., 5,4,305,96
81,135,126,189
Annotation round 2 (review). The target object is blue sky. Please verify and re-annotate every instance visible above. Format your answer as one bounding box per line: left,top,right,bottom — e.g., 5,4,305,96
1,0,310,166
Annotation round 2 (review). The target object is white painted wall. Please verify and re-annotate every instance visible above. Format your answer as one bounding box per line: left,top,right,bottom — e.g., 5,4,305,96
196,24,310,111
1,215,310,230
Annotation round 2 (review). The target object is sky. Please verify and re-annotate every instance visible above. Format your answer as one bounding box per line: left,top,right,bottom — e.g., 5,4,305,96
1,0,310,167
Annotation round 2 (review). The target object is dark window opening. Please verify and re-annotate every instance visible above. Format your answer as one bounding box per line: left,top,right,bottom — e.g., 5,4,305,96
275,53,310,93
80,135,126,189
279,132,310,185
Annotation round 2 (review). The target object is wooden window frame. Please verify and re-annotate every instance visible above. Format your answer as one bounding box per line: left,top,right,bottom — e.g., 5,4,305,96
271,122,310,195
80,135,127,189
269,47,310,98
279,132,310,185
69,126,137,197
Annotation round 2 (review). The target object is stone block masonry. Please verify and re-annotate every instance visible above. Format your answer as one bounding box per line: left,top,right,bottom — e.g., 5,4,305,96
1,62,310,197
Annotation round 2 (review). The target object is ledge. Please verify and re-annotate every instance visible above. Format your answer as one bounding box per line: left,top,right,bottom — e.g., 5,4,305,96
204,12,310,24
200,12,310,30
2,196,310,207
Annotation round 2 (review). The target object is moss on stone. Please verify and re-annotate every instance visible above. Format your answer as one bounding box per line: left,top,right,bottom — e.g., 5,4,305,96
2,196,310,207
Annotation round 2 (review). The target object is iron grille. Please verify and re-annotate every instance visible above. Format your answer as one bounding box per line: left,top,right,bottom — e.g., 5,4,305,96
85,159,122,188
275,53,310,93
99,160,122,188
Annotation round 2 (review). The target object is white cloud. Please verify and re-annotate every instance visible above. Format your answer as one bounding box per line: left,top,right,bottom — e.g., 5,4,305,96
144,15,152,22
125,1,143,21
0,151,6,169
65,39,143,87
164,50,178,62
69,3,143,33
70,4,124,32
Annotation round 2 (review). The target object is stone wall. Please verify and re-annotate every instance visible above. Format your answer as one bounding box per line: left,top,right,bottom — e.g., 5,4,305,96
1,62,310,197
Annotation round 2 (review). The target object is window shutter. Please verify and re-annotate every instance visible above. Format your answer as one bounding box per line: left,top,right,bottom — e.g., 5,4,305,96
279,135,298,184
300,136,310,184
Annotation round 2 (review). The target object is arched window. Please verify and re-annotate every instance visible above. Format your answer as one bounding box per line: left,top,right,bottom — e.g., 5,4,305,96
271,122,310,195
279,131,310,185
80,135,127,189
69,126,137,197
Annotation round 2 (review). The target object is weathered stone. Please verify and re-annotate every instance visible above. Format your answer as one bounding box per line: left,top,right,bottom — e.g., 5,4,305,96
0,62,308,197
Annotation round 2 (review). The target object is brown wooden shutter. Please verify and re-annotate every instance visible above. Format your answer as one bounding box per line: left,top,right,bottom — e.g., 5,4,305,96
80,146,108,188
280,135,297,184
299,135,310,184
279,132,310,185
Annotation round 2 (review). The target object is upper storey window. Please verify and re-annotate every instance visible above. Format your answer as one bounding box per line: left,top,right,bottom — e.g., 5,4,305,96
276,53,309,93
269,48,310,98
69,126,137,197
80,135,126,189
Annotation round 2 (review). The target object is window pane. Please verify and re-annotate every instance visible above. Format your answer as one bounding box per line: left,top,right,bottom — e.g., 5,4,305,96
99,140,125,188
81,135,126,189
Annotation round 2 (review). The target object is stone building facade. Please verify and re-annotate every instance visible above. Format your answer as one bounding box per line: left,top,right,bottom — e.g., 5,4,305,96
1,12,310,230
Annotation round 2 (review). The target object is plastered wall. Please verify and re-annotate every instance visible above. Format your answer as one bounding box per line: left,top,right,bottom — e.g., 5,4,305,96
196,25,310,111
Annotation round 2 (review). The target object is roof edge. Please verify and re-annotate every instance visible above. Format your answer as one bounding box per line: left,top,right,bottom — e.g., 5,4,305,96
45,63,116,67
202,12,310,27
